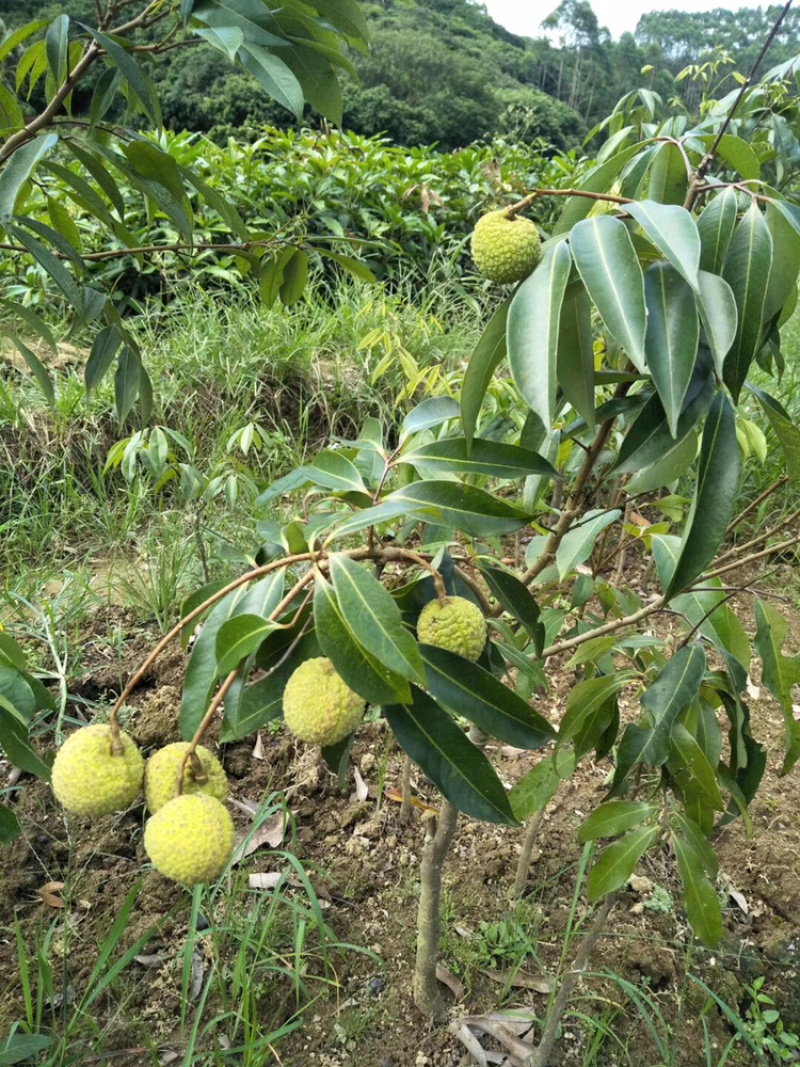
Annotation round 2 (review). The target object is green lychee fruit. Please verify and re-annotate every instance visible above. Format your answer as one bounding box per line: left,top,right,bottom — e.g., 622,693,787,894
470,209,542,285
51,723,144,816
416,596,486,662
144,793,234,885
144,742,228,813
282,657,365,747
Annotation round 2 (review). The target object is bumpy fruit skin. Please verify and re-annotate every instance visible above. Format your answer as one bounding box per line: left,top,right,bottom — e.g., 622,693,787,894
417,596,486,662
51,724,144,815
470,209,542,285
283,657,365,746
145,742,228,813
144,794,234,884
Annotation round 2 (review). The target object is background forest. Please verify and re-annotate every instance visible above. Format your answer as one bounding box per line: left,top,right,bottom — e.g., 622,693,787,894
5,0,800,149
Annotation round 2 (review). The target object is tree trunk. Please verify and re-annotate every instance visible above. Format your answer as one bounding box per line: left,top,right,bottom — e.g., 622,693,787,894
413,799,459,1019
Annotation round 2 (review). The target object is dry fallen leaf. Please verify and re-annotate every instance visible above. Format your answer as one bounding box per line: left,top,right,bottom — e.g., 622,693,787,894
384,788,438,814
135,954,169,968
481,968,552,994
231,811,287,863
37,881,65,908
252,733,265,760
248,872,284,890
436,963,465,1002
353,766,369,802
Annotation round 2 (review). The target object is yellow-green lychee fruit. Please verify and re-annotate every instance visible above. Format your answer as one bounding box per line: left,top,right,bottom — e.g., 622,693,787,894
470,209,542,285
417,596,486,662
144,742,228,813
282,657,365,747
144,793,234,885
51,723,144,816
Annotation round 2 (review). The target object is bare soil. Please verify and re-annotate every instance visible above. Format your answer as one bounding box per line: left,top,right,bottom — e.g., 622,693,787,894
3,572,800,1067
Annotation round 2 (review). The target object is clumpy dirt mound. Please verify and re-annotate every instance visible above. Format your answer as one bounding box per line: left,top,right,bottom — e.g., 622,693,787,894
2,592,800,1066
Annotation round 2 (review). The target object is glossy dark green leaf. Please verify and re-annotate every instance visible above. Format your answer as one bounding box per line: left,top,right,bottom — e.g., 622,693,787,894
11,224,80,308
420,644,555,749
6,335,53,405
507,240,572,428
558,673,634,756
314,248,376,283
748,384,800,484
509,749,575,820
626,200,700,289
45,13,69,85
644,263,700,437
722,202,773,402
179,578,231,647
646,141,687,205
697,188,738,274
215,614,281,674
384,687,518,825
313,576,410,705
625,430,698,495
0,635,27,672
0,133,57,222
570,216,647,372
588,824,659,900
666,392,740,599
754,598,800,774
553,143,645,235
613,364,714,475
669,722,724,810
85,324,123,394
695,270,737,378
556,508,621,579
0,803,20,844
673,812,719,878
329,555,424,684
400,397,460,439
306,450,367,494
279,249,308,306
402,438,556,480
321,731,355,785
239,42,304,118
0,709,50,778
81,25,161,125
461,296,511,447
714,134,760,180
764,202,800,322
114,345,141,425
578,801,659,842
672,579,750,672
477,561,545,654
557,280,595,429
673,832,723,946
327,481,531,541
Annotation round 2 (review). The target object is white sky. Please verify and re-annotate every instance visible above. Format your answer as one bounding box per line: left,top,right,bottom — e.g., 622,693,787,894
482,1,764,42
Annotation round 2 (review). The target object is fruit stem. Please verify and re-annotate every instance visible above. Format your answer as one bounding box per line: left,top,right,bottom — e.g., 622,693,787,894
505,187,633,219
177,668,240,796
109,716,124,756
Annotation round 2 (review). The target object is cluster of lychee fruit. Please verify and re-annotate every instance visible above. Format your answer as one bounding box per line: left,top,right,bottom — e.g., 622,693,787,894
49,594,487,884
51,728,233,885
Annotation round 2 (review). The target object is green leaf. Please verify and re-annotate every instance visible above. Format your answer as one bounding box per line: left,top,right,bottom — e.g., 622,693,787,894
0,803,21,845
714,134,760,181
722,202,773,402
329,555,424,684
666,392,740,599
306,450,367,494
45,13,69,85
626,200,701,290
625,431,698,495
0,1032,53,1066
695,270,737,378
6,334,54,405
558,674,633,758
506,240,572,427
0,635,27,672
215,613,281,674
556,508,621,579
476,561,544,654
0,708,50,777
313,575,411,704
578,801,659,842
672,579,750,672
509,749,575,820
672,812,719,878
238,41,304,118
0,133,58,222
553,143,645,235
673,832,723,947
697,187,738,274
614,363,715,475
114,345,141,425
557,280,596,429
11,223,80,308
669,722,725,810
279,249,308,305
384,687,518,825
754,597,800,774
327,481,531,541
646,141,687,205
0,84,24,135
82,26,161,125
764,202,800,323
402,437,556,480
588,824,659,899
644,263,700,436
748,384,800,485
401,397,460,439
314,248,375,283
461,296,511,447
85,324,123,394
419,644,555,749
0,18,50,63
569,216,647,372
194,24,244,61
